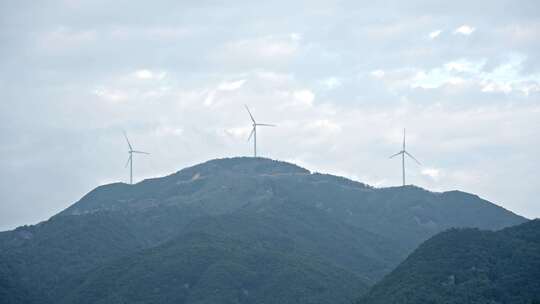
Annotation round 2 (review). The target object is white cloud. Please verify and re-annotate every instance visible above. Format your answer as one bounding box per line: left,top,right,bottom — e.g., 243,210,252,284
224,126,251,139
255,71,294,84
217,79,246,91
204,90,216,106
321,77,342,90
306,119,341,133
155,125,184,137
454,25,476,35
224,35,300,59
429,30,442,39
407,56,540,93
479,54,540,95
370,69,385,79
411,69,451,89
481,81,513,93
289,32,302,41
38,27,97,51
421,168,441,180
203,79,246,107
293,89,315,107
449,169,485,185
110,26,194,41
133,69,166,80
259,41,297,57
444,59,485,73
447,77,466,85
93,87,129,102
519,82,540,96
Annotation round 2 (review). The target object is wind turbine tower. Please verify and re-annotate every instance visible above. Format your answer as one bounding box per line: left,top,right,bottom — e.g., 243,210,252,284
389,128,421,186
123,131,150,185
245,105,276,157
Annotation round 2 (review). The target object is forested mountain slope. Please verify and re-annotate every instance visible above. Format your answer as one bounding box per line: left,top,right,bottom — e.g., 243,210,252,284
359,219,540,304
0,157,526,304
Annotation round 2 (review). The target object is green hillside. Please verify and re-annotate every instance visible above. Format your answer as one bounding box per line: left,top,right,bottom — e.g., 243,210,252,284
359,219,540,304
0,157,527,303
61,231,368,304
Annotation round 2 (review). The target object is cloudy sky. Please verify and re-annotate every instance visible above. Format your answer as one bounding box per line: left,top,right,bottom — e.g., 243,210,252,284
1,0,539,231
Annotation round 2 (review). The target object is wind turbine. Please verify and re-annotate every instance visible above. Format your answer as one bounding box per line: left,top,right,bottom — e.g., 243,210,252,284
123,131,149,185
245,105,276,157
389,128,421,186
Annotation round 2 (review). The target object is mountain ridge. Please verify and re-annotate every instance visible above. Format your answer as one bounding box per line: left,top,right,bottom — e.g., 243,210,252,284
59,157,522,221
0,157,528,304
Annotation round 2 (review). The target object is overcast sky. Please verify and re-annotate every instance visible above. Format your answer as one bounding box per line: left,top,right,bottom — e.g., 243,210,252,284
1,0,539,231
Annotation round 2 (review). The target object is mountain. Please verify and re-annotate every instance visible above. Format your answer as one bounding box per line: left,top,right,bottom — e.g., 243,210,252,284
61,230,367,304
0,157,527,304
358,219,540,304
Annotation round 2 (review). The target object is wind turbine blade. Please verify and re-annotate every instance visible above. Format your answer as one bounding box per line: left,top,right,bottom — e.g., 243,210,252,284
247,127,255,141
244,105,256,123
124,155,131,168
389,151,403,159
132,150,150,155
256,123,276,127
405,151,421,165
123,131,133,151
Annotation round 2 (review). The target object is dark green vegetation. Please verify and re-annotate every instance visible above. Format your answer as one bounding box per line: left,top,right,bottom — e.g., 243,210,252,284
0,157,526,303
359,219,540,304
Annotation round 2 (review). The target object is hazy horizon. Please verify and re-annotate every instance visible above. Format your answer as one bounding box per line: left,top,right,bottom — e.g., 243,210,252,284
1,0,539,231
